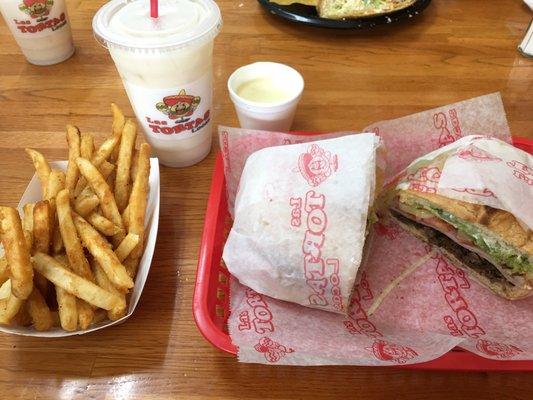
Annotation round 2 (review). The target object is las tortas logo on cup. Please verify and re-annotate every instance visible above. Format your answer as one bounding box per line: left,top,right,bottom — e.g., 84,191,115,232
14,0,67,33
146,89,210,136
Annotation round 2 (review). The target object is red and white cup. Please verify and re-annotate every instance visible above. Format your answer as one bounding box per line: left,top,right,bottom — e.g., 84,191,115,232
0,0,74,65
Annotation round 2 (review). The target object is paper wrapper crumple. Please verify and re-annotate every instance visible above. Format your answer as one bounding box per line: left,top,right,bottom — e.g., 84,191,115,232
0,159,160,337
220,93,533,365
223,134,381,314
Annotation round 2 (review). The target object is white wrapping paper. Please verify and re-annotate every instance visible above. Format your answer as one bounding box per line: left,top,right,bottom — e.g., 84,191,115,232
0,159,160,337
221,93,533,365
223,134,381,314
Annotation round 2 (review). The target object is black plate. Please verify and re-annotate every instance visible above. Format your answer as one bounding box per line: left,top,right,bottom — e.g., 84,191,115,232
257,0,432,29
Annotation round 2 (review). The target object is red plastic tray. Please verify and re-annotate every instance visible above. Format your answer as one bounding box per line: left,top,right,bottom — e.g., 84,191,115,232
193,136,533,370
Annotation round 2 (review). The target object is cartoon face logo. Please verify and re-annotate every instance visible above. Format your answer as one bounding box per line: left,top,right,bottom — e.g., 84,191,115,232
506,160,533,186
456,144,502,162
254,337,294,363
407,166,441,193
298,144,338,187
368,339,418,364
156,89,200,122
19,0,53,20
476,339,522,359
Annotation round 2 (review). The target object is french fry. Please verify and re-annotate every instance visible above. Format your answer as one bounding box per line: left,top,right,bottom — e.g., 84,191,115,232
46,170,66,254
126,143,150,262
76,298,94,329
115,119,137,212
32,252,124,310
65,125,81,196
72,213,133,290
80,133,94,160
73,135,121,197
22,203,34,251
0,294,24,325
27,287,53,331
55,254,92,330
0,207,33,299
124,257,138,279
25,148,51,198
56,189,93,281
110,103,126,162
13,301,31,326
0,258,9,286
86,212,122,236
92,260,126,321
56,286,78,331
115,233,139,262
32,200,51,255
73,161,115,217
122,204,130,231
76,157,125,244
130,149,139,183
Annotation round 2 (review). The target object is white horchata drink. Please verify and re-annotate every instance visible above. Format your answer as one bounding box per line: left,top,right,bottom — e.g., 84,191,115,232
0,0,74,65
93,0,222,168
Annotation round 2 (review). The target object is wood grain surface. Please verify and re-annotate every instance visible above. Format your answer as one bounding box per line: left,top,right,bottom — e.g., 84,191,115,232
0,0,532,399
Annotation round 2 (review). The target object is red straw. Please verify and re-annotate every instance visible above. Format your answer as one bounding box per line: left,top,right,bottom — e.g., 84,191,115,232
150,0,158,18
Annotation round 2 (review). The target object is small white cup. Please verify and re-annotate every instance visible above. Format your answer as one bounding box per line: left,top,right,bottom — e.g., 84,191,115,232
228,62,304,132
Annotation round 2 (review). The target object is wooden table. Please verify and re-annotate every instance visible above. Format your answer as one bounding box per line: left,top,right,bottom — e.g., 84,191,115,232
1,0,532,398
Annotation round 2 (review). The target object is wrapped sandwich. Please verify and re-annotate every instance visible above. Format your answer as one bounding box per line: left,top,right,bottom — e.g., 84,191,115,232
390,136,533,300
223,133,382,314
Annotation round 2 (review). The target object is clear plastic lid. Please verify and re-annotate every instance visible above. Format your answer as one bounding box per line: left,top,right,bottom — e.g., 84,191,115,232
93,0,222,50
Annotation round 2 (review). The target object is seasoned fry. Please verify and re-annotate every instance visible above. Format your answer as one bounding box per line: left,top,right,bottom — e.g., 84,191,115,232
72,213,133,290
0,293,24,325
92,308,107,325
92,260,126,321
115,119,137,212
32,252,124,310
25,148,51,198
86,212,122,236
46,170,66,254
22,203,34,251
65,125,81,196
130,149,139,183
73,135,121,197
0,258,9,286
13,301,31,326
115,233,139,262
122,204,130,231
55,254,92,330
76,158,124,241
0,207,33,299
123,257,139,279
27,287,53,331
111,103,126,162
32,200,51,255
56,285,78,331
76,298,94,329
56,189,93,281
126,143,150,261
80,133,94,160
74,161,116,217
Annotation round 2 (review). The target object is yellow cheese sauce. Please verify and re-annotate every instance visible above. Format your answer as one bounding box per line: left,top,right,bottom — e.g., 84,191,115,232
236,77,293,103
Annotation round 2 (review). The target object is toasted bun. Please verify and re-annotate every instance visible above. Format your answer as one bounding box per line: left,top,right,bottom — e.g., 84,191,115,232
317,0,416,20
391,212,533,301
399,189,533,256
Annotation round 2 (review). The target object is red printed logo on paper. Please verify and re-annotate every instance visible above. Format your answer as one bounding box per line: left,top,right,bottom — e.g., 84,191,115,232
19,0,53,20
434,109,462,148
254,337,294,363
407,167,441,193
368,340,418,364
245,288,275,334
451,187,495,198
456,144,502,162
298,144,338,187
476,339,522,359
156,89,201,122
375,220,401,241
506,160,533,186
